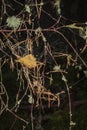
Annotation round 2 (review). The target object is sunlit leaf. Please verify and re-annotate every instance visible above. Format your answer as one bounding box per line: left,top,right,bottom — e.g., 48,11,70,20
28,95,34,104
53,65,61,71
49,74,53,85
54,0,61,15
25,5,31,13
70,121,76,126
62,75,67,82
66,23,83,30
6,16,21,29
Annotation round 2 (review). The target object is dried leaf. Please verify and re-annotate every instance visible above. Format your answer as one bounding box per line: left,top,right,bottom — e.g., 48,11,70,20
16,54,37,68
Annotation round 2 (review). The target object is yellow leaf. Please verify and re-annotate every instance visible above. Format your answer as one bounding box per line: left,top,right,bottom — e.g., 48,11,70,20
16,54,37,68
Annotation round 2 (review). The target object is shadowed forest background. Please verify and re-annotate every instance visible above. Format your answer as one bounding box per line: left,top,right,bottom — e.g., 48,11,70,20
0,0,87,130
